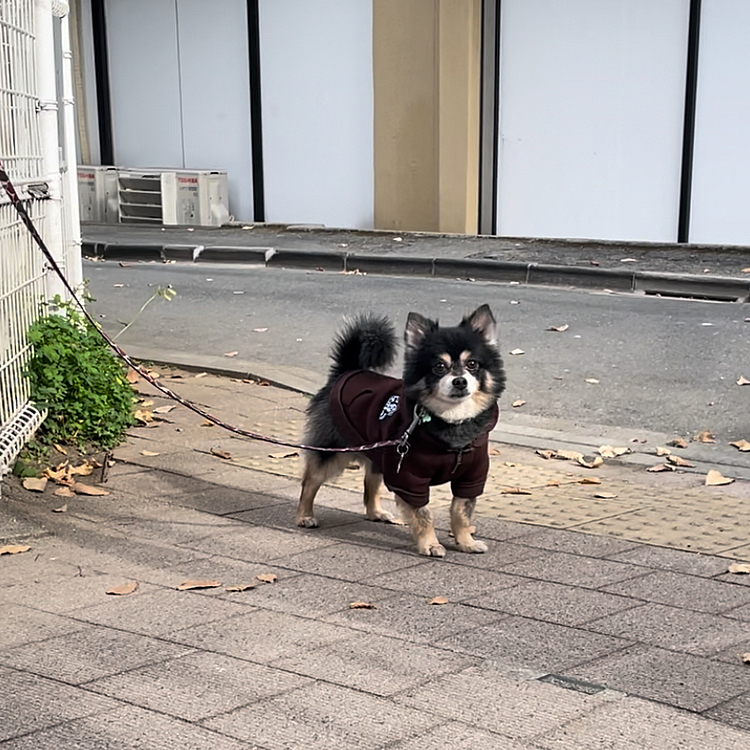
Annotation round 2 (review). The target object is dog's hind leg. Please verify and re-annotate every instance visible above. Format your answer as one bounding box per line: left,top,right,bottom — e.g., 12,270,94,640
450,496,488,553
296,453,347,528
396,497,446,557
363,460,395,523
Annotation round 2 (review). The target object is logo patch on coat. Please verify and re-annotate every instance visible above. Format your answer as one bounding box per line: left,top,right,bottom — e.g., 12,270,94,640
379,394,399,420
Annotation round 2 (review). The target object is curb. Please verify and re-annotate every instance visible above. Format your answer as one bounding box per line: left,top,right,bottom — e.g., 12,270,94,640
83,241,750,302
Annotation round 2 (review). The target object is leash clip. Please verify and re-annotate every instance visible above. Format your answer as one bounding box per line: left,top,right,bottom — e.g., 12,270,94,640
395,405,426,473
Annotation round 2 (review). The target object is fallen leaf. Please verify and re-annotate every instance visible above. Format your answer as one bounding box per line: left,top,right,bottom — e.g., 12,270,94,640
594,492,618,499
578,455,604,469
428,596,450,605
269,451,298,459
253,327,269,333
667,455,694,468
728,563,750,575
578,477,602,485
511,399,526,408
730,440,750,452
52,503,68,513
126,369,140,384
107,581,139,596
536,450,555,460
509,348,525,356
667,437,688,449
501,487,532,495
43,463,69,482
153,405,177,414
72,483,110,496
647,464,675,473
693,430,716,443
546,480,560,487
53,443,68,455
69,463,94,476
195,372,208,378
584,378,600,385
547,324,569,332
489,447,501,456
256,573,278,583
54,486,74,497
225,584,257,592
738,376,750,386
655,447,671,456
224,351,239,357
705,470,734,486
349,601,377,609
177,580,221,590
743,653,750,664
201,420,215,428
22,477,47,492
0,544,31,555
140,450,160,457
554,450,585,462
210,448,232,460
140,399,154,408
598,445,632,459
503,462,517,467
133,409,153,424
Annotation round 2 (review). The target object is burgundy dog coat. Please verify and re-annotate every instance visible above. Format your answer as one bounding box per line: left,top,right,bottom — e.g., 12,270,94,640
329,370,498,508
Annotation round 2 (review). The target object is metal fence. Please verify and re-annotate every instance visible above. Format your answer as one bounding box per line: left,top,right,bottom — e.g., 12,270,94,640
0,0,76,479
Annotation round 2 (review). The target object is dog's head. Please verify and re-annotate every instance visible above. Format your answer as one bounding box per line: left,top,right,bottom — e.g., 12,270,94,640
403,304,505,423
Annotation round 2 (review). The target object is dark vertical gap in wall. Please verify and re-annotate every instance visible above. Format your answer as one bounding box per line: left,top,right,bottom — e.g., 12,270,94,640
478,0,501,235
678,0,702,243
90,0,114,165
247,0,265,222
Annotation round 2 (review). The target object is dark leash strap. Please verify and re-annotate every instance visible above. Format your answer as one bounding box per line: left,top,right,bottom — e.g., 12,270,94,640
0,162,403,453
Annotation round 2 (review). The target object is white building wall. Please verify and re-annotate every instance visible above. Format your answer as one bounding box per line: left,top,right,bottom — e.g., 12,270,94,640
258,0,373,228
495,0,689,242
689,0,750,245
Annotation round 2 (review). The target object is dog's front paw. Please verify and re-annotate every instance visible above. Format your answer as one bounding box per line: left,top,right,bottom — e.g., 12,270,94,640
457,539,488,554
296,516,319,529
418,543,446,558
365,510,398,524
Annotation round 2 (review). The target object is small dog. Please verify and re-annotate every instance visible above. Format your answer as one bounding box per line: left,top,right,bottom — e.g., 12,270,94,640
296,305,505,557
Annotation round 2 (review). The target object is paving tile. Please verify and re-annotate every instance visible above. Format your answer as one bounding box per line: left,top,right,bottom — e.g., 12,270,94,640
0,543,83,587
1,704,258,749
705,693,750,733
725,602,750,621
465,579,639,626
535,694,750,749
0,624,194,685
271,541,423,581
393,663,619,739
203,681,436,750
322,593,504,643
71,588,254,637
106,507,241,545
0,604,85,649
499,550,649,588
435,615,632,673
165,608,351,663
86,651,311,721
584,603,750,656
0,668,120,743
435,540,546,570
229,501,365,532
452,516,541,541
517,528,638,558
364,560,522,599
607,544,736,577
601,570,750,613
388,722,533,750
270,631,476,696
563,644,750,712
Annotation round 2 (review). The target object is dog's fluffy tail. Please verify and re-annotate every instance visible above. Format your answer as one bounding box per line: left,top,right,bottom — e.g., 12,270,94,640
328,314,397,379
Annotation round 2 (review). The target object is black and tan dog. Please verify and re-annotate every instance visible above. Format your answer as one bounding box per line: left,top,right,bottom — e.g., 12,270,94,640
296,305,505,557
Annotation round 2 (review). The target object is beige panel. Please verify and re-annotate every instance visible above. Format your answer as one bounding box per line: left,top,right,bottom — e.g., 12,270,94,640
373,0,480,233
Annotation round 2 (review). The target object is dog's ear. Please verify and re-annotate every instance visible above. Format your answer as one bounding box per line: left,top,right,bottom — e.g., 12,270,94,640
462,305,497,346
404,312,437,350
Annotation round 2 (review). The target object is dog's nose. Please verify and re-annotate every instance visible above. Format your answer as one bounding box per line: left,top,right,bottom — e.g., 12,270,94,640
452,376,468,390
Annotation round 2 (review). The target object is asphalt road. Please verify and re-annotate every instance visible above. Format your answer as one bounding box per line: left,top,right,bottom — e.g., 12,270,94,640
84,260,750,442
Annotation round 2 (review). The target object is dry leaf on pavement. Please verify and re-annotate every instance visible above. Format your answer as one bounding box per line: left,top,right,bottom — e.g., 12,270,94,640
177,580,221,590
126,369,140,384
140,450,160,457
256,573,278,584
598,445,632,458
554,450,585,462
501,487,533,495
428,596,450,605
225,584,257,592
511,400,526,408
728,563,750,575
578,455,604,469
0,544,31,555
578,477,602,485
54,487,74,497
349,601,377,609
655,447,671,456
647,464,675,473
743,653,750,665
509,348,525,356
737,376,750,386
536,450,555,460
133,409,153,424
224,351,239,357
667,437,688,449
594,492,618,499
52,504,67,513
22,477,47,492
153,405,177,414
584,378,599,384
667,455,694,468
107,581,139,596
693,430,716,443
72,483,110,496
210,448,232,460
69,463,95,476
547,324,569,332
730,440,750,452
201,420,215,427
705,470,734,486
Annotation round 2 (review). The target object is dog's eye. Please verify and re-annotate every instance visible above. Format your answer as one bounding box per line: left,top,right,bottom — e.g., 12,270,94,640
433,362,448,375
466,359,480,373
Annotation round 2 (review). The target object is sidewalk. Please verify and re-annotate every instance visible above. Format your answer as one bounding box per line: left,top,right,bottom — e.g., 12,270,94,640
3,368,750,748
81,222,750,302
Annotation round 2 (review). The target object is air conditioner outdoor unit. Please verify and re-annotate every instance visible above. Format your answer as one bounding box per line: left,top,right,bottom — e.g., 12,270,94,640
77,165,119,223
117,169,230,226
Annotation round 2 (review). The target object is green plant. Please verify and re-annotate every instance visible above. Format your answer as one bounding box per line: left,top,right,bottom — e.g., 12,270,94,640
24,295,136,449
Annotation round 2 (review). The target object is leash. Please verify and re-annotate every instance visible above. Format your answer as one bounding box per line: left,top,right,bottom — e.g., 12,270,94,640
0,162,404,454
